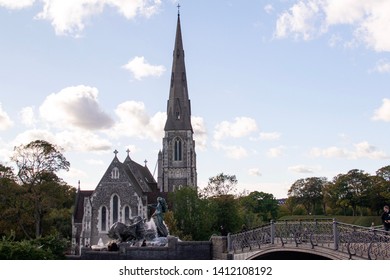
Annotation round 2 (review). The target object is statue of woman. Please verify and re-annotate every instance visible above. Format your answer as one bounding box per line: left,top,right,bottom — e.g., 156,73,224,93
152,197,169,237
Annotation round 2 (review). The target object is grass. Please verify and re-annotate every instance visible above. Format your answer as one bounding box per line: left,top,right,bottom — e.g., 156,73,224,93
278,215,382,227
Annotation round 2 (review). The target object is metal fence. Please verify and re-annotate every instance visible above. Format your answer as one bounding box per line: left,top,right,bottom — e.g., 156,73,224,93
228,219,390,260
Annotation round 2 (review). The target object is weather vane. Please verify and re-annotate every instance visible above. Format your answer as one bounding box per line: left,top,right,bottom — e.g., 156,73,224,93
177,3,180,16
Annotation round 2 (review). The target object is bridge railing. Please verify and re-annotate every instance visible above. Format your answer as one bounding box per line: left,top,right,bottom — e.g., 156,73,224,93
228,219,390,260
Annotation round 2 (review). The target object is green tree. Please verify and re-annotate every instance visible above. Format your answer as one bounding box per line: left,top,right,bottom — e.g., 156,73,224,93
168,187,213,240
240,191,278,223
11,140,71,238
201,173,237,197
0,164,32,239
209,194,242,234
288,177,327,215
331,169,371,216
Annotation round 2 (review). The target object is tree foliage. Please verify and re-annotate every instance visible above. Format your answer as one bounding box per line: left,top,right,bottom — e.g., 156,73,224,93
200,173,238,197
0,140,75,241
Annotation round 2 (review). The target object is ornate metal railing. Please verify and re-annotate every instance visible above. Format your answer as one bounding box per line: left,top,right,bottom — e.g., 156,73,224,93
228,219,390,260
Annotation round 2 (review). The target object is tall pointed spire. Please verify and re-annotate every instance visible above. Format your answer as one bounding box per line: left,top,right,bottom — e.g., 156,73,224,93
158,8,197,192
164,10,193,132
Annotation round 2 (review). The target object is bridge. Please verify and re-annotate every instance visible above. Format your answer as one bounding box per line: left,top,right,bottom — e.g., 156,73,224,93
226,219,390,260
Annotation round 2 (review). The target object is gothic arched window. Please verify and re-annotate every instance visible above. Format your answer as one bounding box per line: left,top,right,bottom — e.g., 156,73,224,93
174,138,182,161
101,206,107,231
111,167,119,179
112,195,119,223
124,206,130,223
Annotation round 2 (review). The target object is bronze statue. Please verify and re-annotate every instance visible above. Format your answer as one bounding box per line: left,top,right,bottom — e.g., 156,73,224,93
152,197,169,237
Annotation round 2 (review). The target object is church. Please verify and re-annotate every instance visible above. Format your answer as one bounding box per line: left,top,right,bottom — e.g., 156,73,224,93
71,10,197,252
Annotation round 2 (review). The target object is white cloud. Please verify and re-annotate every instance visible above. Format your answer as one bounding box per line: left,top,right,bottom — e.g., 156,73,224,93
19,106,36,127
267,146,285,158
0,103,13,131
214,117,258,141
85,159,104,165
251,132,281,141
122,56,166,80
212,141,248,160
372,98,390,122
0,0,35,9
249,168,262,177
191,116,207,151
39,85,114,130
311,141,388,160
13,128,112,152
275,0,390,52
264,4,274,14
373,60,390,74
112,100,165,141
353,141,388,160
0,0,161,36
275,0,324,41
288,164,318,174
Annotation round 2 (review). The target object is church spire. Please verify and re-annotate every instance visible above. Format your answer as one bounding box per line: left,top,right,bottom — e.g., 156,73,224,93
164,10,193,132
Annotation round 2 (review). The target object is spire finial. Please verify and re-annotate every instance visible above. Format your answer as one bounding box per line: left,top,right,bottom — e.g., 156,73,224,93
177,3,180,16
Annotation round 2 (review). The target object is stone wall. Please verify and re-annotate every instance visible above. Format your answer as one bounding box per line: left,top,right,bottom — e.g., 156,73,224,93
78,236,212,260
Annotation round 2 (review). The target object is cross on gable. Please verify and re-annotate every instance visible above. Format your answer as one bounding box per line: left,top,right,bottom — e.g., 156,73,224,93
144,159,148,166
113,149,118,156
126,149,130,156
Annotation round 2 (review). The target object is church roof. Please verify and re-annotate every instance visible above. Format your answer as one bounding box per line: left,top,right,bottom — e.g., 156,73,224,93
123,154,155,193
73,190,93,224
164,13,193,132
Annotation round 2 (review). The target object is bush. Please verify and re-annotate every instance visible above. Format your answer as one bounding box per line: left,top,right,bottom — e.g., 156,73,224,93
0,233,69,260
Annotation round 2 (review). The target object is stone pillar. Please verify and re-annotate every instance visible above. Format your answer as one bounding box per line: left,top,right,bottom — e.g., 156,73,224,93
210,235,228,260
333,218,339,250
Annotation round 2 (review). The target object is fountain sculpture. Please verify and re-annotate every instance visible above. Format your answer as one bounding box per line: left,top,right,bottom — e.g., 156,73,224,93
107,197,169,246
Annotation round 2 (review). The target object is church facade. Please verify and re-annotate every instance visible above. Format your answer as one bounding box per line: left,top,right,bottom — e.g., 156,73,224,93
71,11,197,253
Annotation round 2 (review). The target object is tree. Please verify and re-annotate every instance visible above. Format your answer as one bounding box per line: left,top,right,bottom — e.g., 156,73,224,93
0,164,32,239
11,140,71,238
287,177,326,215
240,191,278,223
168,187,213,240
201,173,238,197
331,169,371,216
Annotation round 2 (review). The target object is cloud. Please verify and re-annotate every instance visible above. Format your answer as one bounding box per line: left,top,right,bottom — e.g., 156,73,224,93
112,100,165,141
39,85,114,130
311,141,388,160
0,0,161,36
267,146,286,158
0,0,35,9
275,0,324,41
251,132,281,141
212,141,248,159
122,56,166,80
373,60,390,74
248,168,262,177
288,164,318,174
372,98,390,122
264,4,274,14
214,117,258,141
0,103,13,131
275,1,390,52
13,128,112,152
191,116,207,151
19,106,37,127
85,159,104,165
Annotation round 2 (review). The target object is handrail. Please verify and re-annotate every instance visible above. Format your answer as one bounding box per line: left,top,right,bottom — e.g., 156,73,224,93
228,219,390,260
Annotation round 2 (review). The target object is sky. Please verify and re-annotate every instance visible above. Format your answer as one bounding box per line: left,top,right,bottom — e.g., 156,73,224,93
0,0,390,199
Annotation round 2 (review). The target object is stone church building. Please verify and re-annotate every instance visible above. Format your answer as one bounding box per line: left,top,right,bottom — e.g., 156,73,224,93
71,11,197,252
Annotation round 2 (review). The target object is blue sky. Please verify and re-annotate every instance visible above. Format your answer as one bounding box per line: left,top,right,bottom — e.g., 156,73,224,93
0,0,390,198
